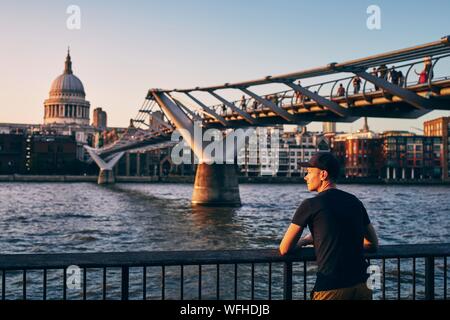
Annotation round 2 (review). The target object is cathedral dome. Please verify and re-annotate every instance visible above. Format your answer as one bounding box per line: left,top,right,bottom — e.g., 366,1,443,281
50,73,85,95
49,50,85,96
44,49,90,126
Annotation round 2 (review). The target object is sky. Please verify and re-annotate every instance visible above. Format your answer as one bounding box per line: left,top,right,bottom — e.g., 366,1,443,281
1,0,450,133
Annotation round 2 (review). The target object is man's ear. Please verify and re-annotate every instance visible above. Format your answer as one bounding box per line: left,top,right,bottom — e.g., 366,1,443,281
321,170,329,181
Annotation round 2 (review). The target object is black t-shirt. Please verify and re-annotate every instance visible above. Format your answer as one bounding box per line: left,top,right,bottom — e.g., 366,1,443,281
292,188,371,292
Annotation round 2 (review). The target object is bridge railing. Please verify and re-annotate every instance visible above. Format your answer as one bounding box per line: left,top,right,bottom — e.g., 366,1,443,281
0,243,448,300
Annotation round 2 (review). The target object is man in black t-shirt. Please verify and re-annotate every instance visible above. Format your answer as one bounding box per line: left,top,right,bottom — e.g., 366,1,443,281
279,152,378,300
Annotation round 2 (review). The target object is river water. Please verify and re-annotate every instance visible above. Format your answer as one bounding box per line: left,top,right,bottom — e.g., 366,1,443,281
0,183,449,299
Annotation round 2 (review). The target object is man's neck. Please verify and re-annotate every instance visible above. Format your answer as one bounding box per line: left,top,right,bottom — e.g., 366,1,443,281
318,182,336,193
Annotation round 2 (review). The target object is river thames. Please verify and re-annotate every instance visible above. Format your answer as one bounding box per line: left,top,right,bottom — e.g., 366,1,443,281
1,183,449,253
0,182,449,299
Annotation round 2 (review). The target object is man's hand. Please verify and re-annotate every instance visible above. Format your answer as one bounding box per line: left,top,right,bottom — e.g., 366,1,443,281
297,234,313,248
364,238,377,253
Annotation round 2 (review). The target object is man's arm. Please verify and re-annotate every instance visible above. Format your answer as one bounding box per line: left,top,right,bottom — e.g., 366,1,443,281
279,223,304,255
363,223,378,252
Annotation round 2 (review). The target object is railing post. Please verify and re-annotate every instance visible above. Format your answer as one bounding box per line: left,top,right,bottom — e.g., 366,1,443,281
425,257,435,300
122,266,129,301
283,261,293,300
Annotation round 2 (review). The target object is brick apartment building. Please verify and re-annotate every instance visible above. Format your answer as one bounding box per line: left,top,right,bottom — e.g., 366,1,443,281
424,117,450,181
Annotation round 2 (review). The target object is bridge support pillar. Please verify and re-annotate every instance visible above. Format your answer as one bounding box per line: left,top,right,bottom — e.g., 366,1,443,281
136,153,141,176
151,91,245,207
98,169,115,184
192,163,241,207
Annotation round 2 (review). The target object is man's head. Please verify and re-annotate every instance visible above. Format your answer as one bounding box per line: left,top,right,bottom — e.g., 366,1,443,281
299,152,340,192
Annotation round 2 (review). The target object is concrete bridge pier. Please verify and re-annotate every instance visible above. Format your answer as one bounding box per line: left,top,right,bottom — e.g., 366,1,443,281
192,163,241,207
84,147,124,186
151,91,245,207
98,169,115,184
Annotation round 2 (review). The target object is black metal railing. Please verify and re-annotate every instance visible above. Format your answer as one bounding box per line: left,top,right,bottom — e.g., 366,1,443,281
0,244,448,300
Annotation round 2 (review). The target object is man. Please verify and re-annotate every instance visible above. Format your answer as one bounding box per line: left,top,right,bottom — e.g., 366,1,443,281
389,66,399,86
279,152,378,300
377,64,388,80
336,83,345,97
240,95,247,111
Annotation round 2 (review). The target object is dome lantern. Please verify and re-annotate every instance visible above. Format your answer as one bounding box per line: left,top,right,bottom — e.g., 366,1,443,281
64,47,73,75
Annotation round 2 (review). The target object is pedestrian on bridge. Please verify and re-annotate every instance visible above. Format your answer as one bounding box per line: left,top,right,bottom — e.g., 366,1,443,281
389,67,400,86
371,68,379,90
352,76,361,94
294,81,303,105
415,57,433,84
336,83,345,97
240,95,247,111
377,64,388,81
279,152,379,300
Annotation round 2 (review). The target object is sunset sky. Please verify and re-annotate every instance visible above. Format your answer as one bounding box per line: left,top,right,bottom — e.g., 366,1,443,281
1,0,450,132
